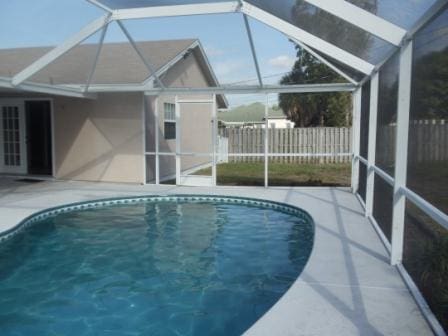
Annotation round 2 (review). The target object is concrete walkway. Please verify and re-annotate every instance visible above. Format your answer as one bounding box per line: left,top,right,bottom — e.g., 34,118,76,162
0,177,432,335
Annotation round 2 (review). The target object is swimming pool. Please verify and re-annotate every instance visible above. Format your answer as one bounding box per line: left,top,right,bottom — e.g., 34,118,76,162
0,195,314,336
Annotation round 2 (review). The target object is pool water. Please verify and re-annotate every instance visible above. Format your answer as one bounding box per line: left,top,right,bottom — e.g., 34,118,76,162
0,198,313,336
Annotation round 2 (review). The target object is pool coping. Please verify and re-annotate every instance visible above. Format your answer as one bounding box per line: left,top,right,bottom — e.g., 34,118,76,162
0,194,315,243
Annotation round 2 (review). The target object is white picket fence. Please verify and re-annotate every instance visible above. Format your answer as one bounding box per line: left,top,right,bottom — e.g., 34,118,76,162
218,127,352,163
217,136,229,163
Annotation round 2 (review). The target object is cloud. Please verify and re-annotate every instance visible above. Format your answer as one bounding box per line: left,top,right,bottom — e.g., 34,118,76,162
213,60,245,77
212,60,258,85
204,46,225,57
268,55,296,69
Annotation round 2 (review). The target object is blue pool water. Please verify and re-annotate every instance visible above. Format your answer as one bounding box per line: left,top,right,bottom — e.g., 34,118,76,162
0,197,313,336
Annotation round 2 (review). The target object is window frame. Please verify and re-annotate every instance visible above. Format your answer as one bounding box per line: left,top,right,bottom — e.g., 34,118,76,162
163,102,176,140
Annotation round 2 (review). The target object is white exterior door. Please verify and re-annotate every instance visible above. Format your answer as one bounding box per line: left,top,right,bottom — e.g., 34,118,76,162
176,96,216,187
0,100,27,174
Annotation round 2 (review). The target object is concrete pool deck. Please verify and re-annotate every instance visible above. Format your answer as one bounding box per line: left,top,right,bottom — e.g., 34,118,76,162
0,177,432,335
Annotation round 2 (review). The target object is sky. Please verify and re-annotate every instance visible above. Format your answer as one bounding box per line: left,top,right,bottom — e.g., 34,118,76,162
0,0,303,108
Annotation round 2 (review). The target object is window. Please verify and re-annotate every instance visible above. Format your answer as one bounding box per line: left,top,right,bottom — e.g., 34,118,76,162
164,103,176,140
2,106,21,166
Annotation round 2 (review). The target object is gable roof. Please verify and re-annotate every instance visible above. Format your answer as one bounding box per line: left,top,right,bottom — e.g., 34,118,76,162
0,39,196,85
0,39,227,107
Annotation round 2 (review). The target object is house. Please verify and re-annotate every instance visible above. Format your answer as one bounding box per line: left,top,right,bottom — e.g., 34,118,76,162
0,39,227,184
218,102,294,129
262,114,295,129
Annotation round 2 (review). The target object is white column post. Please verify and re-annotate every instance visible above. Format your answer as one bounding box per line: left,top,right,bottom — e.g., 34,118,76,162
351,88,362,193
142,95,147,185
212,94,217,187
155,97,160,185
365,72,379,216
391,40,413,266
175,95,181,185
264,94,269,188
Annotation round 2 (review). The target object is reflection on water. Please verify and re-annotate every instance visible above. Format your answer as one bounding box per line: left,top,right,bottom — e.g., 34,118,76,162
0,200,313,336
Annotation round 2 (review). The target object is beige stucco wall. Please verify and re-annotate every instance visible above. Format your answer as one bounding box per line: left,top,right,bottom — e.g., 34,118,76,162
145,51,214,182
1,46,216,184
53,93,144,184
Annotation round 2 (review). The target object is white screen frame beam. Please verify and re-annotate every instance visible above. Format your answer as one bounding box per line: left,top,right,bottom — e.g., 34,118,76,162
390,41,413,266
109,0,375,75
365,72,379,217
351,88,362,193
304,0,406,46
290,38,359,85
111,1,240,20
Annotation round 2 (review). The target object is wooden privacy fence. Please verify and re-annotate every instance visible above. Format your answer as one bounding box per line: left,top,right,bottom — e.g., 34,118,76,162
376,119,448,166
408,119,448,163
218,127,352,163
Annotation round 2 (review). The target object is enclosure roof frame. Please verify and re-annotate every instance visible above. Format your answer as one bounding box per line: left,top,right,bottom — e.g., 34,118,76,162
5,0,448,98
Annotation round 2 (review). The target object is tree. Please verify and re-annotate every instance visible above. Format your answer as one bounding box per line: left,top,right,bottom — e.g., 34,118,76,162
278,0,377,127
412,47,448,120
279,47,352,127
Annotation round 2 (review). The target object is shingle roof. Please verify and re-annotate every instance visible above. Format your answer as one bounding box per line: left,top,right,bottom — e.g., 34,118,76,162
0,39,197,85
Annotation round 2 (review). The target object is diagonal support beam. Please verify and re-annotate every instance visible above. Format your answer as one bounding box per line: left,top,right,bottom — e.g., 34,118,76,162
304,0,407,46
142,40,200,87
240,1,375,75
243,14,263,87
86,0,113,13
12,14,111,86
291,38,359,85
116,20,165,89
85,24,109,92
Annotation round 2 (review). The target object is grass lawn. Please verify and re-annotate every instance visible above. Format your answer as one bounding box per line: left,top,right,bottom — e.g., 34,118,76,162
194,162,351,187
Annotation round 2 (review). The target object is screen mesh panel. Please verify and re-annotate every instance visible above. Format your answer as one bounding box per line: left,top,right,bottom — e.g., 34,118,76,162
246,0,395,64
375,52,399,177
358,162,367,201
373,173,393,241
346,0,439,29
357,81,370,201
403,204,448,330
403,12,448,330
360,80,371,159
407,7,448,215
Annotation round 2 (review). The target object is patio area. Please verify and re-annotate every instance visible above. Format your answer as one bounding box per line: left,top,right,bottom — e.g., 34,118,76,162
0,177,431,335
